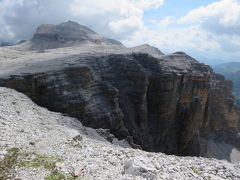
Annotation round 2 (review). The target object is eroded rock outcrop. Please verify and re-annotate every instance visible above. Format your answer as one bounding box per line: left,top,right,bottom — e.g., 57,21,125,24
0,21,239,162
1,87,240,179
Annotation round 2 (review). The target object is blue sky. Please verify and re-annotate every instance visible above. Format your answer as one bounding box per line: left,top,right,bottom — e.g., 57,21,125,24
0,0,240,65
142,0,240,65
144,0,215,20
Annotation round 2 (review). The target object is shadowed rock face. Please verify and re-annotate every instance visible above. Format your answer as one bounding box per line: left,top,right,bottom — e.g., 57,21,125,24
0,21,239,161
1,53,239,159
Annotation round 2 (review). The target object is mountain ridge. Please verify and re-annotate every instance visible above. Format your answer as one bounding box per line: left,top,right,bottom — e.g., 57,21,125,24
214,62,240,106
0,21,240,163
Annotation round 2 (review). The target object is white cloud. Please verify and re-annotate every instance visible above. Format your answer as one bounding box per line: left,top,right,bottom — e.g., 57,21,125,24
159,16,173,27
0,0,164,42
174,0,240,62
1,0,240,64
179,0,240,35
123,25,220,53
133,0,165,9
179,0,240,25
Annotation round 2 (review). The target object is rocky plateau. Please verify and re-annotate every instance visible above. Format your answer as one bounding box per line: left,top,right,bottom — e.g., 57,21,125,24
0,21,240,179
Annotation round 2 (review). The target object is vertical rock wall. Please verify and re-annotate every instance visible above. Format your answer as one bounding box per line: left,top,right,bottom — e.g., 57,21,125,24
0,53,239,159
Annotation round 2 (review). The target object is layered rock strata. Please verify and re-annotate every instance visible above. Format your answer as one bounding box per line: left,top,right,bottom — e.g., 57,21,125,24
0,22,239,161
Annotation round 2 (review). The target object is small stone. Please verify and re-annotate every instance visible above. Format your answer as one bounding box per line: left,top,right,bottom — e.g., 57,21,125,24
73,135,83,142
72,165,85,177
123,156,156,179
12,101,16,105
0,150,8,160
29,142,35,146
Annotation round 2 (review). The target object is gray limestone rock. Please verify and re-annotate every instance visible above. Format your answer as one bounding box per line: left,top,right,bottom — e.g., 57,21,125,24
0,21,239,162
30,20,124,50
0,86,239,179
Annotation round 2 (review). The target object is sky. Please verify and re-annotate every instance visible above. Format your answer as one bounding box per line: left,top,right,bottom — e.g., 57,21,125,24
0,0,240,65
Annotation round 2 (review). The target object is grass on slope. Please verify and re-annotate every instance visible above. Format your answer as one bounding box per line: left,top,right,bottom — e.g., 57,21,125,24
0,147,75,180
0,148,20,180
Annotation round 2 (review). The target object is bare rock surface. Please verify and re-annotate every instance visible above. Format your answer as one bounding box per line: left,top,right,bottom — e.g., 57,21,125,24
0,21,240,163
0,87,240,180
29,20,124,50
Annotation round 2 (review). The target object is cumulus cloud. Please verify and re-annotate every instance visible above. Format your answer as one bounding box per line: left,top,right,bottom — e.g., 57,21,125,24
179,0,240,35
159,16,173,27
176,0,240,58
92,0,240,62
1,0,240,64
0,0,164,42
123,25,220,53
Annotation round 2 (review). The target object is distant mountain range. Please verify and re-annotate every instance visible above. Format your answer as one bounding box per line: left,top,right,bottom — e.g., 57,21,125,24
214,62,240,106
0,40,27,47
0,41,13,46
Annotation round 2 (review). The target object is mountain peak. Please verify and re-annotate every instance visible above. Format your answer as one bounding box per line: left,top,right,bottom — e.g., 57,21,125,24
31,21,101,49
128,44,164,58
30,21,123,50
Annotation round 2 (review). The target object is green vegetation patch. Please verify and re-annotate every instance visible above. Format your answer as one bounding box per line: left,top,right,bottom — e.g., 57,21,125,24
191,166,203,175
0,147,21,180
46,171,76,180
19,154,61,170
0,147,75,180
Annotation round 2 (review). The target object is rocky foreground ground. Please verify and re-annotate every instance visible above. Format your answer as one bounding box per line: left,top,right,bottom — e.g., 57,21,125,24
0,87,240,180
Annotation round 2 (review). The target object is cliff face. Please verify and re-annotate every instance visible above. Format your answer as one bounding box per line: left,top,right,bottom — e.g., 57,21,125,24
1,87,240,180
1,53,239,159
0,22,239,161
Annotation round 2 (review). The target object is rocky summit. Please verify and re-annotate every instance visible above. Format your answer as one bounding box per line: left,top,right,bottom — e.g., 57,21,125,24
0,21,240,179
30,21,124,50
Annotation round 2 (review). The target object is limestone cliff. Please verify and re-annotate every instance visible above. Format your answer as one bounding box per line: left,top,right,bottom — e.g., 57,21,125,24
1,87,240,179
0,21,239,162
